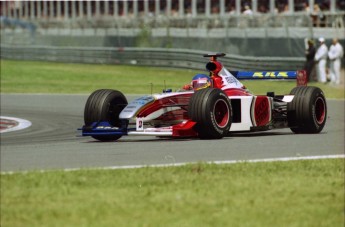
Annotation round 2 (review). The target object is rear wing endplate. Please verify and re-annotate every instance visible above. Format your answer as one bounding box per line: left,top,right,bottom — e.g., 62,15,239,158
231,70,307,86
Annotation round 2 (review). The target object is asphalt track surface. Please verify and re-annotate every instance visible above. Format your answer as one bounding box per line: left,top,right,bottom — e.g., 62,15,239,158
1,94,344,172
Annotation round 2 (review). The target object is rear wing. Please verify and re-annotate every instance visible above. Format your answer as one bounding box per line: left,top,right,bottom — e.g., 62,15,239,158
231,70,308,86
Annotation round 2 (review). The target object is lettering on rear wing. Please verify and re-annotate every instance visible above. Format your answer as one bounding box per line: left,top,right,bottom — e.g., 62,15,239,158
230,70,307,86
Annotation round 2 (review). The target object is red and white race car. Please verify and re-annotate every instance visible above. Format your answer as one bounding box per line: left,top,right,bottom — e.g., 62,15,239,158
81,53,327,141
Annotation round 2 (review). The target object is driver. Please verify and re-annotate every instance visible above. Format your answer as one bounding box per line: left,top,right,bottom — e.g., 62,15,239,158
191,74,212,90
182,74,212,91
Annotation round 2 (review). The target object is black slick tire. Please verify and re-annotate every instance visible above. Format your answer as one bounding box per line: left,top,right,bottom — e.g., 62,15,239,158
188,88,232,139
84,89,127,141
287,86,327,133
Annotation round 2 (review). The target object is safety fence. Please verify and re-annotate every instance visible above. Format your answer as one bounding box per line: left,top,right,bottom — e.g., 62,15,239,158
0,45,304,71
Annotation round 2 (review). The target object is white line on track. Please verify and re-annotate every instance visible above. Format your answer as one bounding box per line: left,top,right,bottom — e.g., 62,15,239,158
1,154,344,174
65,154,345,171
0,116,32,133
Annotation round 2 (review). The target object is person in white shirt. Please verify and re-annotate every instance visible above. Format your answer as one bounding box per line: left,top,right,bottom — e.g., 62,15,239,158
243,5,253,15
314,37,328,83
328,38,344,85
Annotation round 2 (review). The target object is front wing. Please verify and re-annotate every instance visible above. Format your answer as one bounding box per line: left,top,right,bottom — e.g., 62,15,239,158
80,120,197,138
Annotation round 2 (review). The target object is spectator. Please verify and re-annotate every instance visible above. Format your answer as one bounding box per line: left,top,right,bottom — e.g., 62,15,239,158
211,5,220,14
314,37,328,83
328,38,344,85
281,4,290,14
303,2,310,13
304,39,316,81
228,5,236,15
243,5,253,15
311,4,325,27
185,7,192,17
258,5,267,14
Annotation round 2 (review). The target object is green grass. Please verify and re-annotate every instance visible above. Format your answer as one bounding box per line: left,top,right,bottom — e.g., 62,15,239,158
0,60,197,94
1,159,344,227
1,60,344,98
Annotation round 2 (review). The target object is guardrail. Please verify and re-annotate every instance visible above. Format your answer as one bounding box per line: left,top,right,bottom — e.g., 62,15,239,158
0,45,305,71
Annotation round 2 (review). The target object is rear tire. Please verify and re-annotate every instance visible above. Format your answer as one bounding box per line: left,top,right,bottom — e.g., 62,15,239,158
188,88,232,139
84,89,127,141
287,86,327,133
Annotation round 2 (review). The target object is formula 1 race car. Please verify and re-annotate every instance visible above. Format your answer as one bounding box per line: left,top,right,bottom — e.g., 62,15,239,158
80,53,327,141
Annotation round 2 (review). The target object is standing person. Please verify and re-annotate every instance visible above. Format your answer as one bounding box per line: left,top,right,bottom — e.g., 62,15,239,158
243,5,253,15
304,39,316,81
314,37,328,83
328,38,344,85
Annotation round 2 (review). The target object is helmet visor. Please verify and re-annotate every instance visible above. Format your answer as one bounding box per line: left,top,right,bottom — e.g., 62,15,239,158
192,78,210,90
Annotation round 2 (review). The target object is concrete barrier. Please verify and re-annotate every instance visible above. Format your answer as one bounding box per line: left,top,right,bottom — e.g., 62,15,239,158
0,45,305,71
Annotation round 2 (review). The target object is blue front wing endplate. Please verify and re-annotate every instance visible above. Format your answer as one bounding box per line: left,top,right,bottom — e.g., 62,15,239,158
80,121,130,137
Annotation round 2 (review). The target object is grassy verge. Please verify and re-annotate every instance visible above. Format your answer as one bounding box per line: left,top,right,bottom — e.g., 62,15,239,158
1,159,344,227
0,60,197,94
1,60,344,98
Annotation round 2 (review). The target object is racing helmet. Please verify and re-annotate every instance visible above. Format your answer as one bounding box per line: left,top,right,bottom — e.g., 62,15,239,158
192,74,211,91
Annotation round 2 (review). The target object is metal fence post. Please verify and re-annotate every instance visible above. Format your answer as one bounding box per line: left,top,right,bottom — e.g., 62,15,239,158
87,1,91,19
49,0,54,18
43,1,47,18
64,1,69,21
78,1,83,18
205,0,210,17
36,1,41,19
30,1,35,19
113,0,118,17
179,0,184,16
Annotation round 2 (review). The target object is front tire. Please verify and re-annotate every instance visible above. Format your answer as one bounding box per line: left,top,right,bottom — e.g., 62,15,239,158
188,88,232,139
84,89,127,141
287,86,327,133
